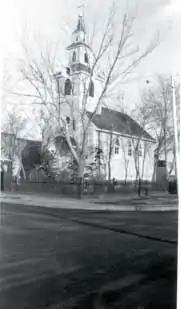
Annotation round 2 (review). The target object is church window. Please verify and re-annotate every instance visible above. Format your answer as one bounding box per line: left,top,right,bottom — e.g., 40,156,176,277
128,139,132,156
72,51,76,62
66,67,70,75
115,147,119,155
66,116,70,124
64,79,72,95
84,52,89,63
89,80,94,97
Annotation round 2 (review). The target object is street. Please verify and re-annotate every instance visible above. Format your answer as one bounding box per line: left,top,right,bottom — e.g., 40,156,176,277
0,203,178,309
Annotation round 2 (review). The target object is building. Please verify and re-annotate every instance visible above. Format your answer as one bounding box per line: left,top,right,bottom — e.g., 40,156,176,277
1,14,157,183
53,14,156,181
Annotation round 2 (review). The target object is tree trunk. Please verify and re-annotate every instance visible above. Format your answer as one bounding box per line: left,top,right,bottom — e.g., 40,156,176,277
134,156,140,190
138,176,141,197
108,132,113,188
141,148,147,180
108,159,111,182
124,160,129,185
20,160,26,180
77,157,85,199
152,158,158,182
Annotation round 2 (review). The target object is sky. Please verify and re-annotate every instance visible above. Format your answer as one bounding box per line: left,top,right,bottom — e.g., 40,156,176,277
2,0,181,87
1,0,181,135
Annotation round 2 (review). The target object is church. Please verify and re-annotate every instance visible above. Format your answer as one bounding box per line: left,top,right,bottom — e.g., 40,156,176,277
51,14,156,182
1,14,156,183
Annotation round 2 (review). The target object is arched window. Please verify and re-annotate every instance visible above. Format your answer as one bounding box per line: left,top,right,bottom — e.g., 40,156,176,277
84,53,88,63
89,80,94,97
72,51,76,62
66,116,70,124
66,67,70,75
64,79,72,95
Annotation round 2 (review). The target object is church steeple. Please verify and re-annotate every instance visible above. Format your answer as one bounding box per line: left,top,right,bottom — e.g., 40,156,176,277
66,14,92,74
73,15,85,34
71,14,87,44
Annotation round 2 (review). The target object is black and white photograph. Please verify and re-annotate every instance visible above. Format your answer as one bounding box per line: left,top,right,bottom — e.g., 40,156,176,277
0,0,181,308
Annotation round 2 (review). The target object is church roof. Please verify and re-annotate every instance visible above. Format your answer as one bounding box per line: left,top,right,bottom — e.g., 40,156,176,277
73,15,86,33
87,108,155,141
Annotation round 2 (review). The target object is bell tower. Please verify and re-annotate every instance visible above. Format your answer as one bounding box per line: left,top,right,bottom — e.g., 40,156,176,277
66,14,92,75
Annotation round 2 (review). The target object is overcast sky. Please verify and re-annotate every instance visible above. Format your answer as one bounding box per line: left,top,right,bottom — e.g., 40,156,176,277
2,0,181,109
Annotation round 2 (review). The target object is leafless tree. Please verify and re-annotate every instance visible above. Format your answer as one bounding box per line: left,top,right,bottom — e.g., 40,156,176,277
141,75,180,180
1,106,27,180
12,2,160,197
132,103,151,187
120,138,129,184
116,94,153,189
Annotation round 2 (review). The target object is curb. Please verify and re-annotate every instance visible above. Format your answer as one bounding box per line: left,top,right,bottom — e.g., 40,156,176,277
0,196,178,212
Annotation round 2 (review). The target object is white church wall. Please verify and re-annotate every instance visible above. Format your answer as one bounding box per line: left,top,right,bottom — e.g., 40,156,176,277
95,131,155,181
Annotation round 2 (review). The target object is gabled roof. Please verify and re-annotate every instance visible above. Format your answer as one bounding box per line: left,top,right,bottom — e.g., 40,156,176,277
87,108,155,142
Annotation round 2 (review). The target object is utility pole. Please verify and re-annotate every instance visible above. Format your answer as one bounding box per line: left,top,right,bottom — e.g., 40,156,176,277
172,75,181,309
172,75,180,193
164,95,167,180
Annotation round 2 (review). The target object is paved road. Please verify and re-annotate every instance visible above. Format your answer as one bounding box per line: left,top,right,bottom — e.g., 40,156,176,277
0,203,178,309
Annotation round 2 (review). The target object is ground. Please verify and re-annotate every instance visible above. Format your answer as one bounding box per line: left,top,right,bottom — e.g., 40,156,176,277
0,203,178,309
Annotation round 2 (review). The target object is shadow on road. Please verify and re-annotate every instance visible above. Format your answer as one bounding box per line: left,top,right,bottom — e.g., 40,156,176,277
75,255,177,309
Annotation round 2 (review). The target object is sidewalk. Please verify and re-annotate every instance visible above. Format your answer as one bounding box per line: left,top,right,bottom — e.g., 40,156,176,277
0,191,178,212
91,191,178,205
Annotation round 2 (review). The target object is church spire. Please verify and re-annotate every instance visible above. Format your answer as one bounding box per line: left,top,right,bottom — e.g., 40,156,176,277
66,5,92,74
73,15,86,33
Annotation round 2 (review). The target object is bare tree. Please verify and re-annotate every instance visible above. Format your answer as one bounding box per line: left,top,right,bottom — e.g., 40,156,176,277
1,106,27,181
120,138,129,184
118,98,155,195
141,75,180,180
106,129,114,183
12,2,159,197
115,94,154,191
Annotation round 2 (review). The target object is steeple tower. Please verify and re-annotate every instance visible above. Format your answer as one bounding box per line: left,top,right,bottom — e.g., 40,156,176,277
66,13,92,75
